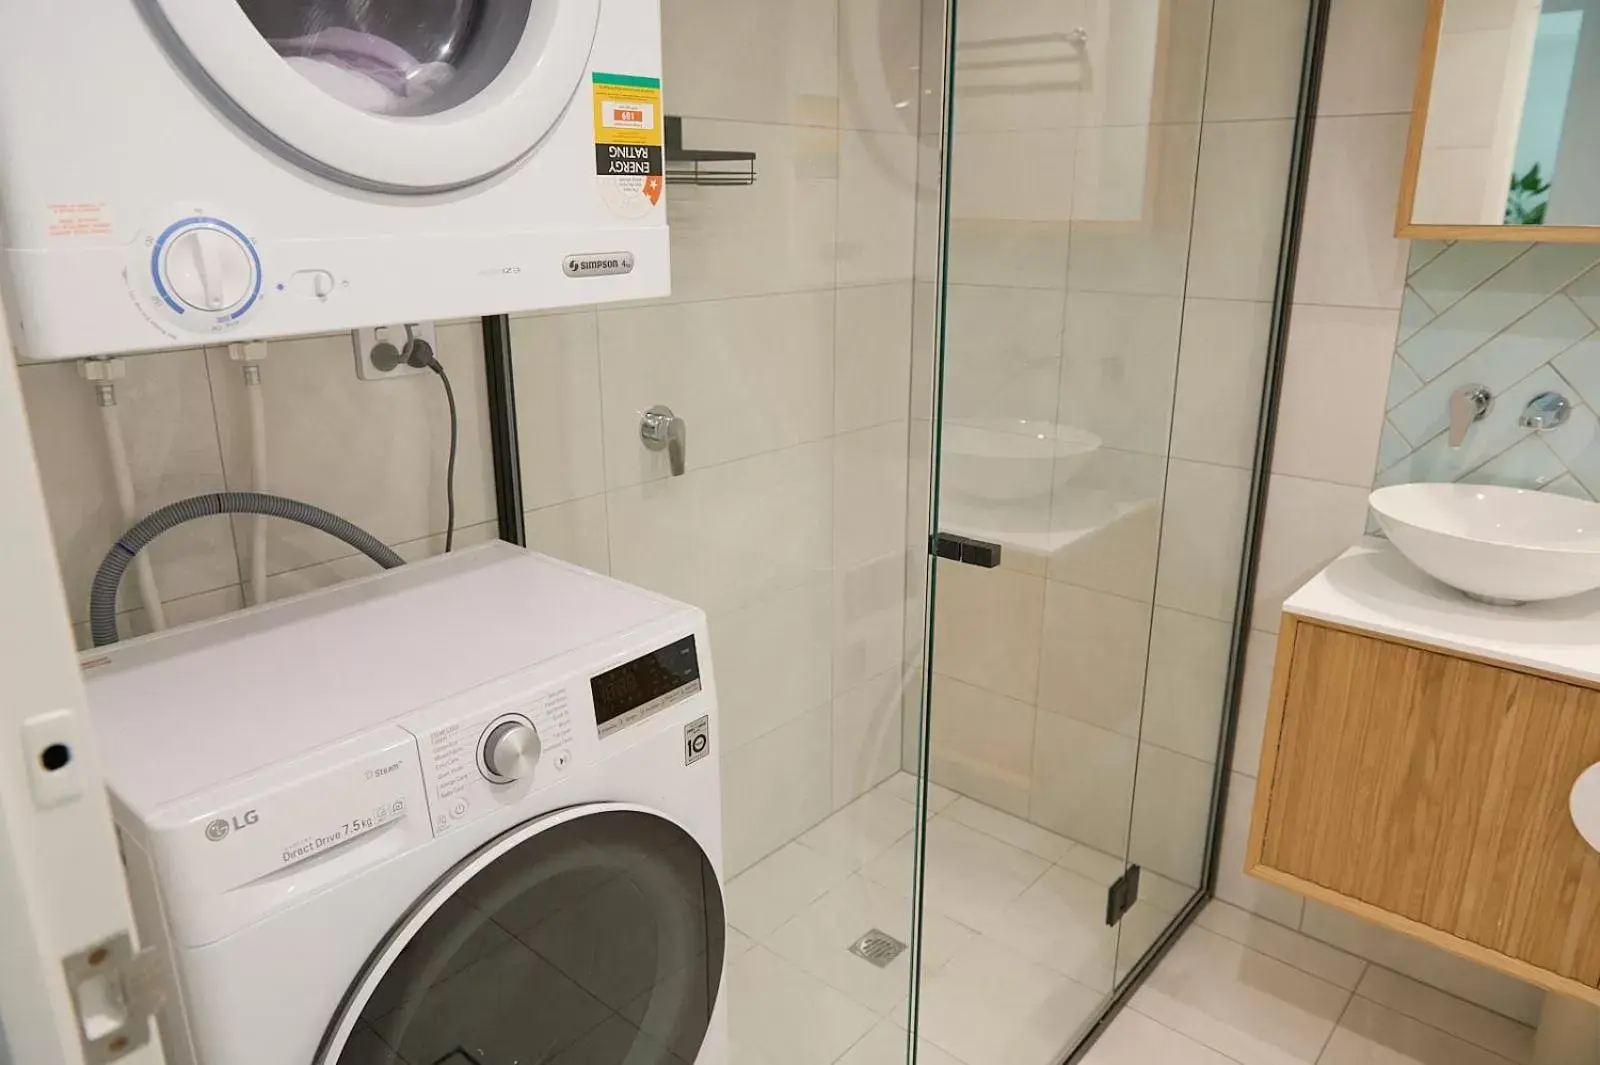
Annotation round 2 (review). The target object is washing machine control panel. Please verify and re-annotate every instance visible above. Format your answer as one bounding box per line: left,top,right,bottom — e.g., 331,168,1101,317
404,682,577,838
132,212,264,336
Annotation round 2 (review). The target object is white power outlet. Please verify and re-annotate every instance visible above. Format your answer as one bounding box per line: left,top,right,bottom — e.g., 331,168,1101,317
353,322,437,381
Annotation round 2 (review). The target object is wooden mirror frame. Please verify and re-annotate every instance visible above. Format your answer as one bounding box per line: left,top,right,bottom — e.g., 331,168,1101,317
1397,0,1600,243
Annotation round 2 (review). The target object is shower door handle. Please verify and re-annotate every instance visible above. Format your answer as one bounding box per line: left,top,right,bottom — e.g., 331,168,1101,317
933,533,1002,569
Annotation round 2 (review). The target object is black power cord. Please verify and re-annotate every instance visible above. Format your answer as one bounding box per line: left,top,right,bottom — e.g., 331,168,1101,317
405,329,458,552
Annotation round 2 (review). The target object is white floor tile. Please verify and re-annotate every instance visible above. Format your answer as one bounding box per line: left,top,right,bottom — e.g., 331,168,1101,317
863,817,1050,929
1354,968,1534,1064
764,874,974,1016
1320,996,1521,1065
799,792,917,869
976,866,1119,991
874,771,959,813
727,947,879,1065
725,842,854,939
1195,900,1367,990
1131,925,1351,1065
1056,844,1127,887
940,797,1077,862
1081,1007,1239,1065
833,1019,965,1065
918,937,1104,1065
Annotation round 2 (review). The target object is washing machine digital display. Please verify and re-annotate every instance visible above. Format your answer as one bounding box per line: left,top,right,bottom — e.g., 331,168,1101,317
591,635,701,738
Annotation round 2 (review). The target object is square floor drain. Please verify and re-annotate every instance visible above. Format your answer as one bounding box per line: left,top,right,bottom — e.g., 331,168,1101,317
849,928,908,968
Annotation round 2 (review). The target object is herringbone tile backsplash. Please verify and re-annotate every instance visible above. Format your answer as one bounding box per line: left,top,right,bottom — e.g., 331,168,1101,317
1376,240,1600,499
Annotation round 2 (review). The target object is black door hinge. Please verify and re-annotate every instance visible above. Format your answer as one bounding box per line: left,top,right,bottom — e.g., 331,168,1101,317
1105,864,1141,927
932,532,1003,569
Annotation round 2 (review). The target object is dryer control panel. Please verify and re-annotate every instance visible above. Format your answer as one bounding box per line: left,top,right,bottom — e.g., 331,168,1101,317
130,210,265,338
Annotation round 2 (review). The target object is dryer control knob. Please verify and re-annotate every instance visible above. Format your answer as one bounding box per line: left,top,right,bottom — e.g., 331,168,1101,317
163,225,254,312
482,720,542,783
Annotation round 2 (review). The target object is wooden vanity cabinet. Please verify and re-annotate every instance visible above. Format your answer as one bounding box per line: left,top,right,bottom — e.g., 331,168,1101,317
1247,615,1600,1002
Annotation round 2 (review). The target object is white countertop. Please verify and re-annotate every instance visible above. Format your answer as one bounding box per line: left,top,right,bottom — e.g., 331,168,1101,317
1285,538,1600,685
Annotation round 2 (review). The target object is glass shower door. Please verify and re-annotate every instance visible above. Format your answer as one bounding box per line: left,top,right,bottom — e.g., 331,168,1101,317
913,0,1313,1060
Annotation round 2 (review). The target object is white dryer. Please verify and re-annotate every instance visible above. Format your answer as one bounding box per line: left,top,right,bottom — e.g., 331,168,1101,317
0,0,669,362
82,543,726,1065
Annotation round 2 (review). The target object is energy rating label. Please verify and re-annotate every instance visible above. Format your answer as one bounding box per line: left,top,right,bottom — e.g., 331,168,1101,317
593,72,665,218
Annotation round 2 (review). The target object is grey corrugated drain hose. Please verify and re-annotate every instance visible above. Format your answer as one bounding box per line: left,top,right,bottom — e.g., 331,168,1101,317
89,492,405,647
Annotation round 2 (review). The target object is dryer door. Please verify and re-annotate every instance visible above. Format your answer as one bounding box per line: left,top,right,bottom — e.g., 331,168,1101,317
316,803,725,1065
140,0,600,192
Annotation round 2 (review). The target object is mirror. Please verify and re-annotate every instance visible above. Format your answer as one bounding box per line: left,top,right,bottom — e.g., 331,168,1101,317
1400,0,1600,240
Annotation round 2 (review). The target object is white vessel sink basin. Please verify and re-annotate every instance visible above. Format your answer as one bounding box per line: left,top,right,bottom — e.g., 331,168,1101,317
1370,483,1600,604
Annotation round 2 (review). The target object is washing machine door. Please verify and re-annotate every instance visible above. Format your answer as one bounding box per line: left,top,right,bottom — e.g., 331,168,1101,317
315,803,725,1065
140,0,600,192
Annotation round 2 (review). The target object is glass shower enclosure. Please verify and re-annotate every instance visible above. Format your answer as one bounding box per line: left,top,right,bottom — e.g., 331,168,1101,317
905,0,1316,1060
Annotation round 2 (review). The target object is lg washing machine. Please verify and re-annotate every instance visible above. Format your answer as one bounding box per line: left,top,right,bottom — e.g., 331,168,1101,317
82,543,726,1065
0,0,670,361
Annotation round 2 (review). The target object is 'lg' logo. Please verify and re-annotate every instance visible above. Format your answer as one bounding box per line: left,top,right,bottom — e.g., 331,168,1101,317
205,810,259,842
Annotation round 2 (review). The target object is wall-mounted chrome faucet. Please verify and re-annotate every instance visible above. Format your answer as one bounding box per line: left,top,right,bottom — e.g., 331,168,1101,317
1520,391,1571,431
640,404,687,476
1448,384,1492,449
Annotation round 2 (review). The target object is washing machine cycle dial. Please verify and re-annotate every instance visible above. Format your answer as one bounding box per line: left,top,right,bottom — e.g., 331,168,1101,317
164,225,253,311
482,719,541,782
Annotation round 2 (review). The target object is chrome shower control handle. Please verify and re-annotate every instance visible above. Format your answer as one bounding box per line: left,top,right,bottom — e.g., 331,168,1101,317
1449,384,1492,449
1520,391,1571,431
641,405,687,476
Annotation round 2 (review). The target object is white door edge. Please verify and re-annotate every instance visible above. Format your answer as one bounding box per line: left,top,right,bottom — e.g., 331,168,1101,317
0,291,162,1064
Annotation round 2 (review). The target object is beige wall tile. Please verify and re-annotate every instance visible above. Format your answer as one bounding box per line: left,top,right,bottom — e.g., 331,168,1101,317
1204,0,1312,122
1250,474,1370,633
661,0,839,127
931,558,1045,704
1048,447,1166,601
1129,742,1216,886
607,441,833,617
1057,291,1183,457
1272,304,1401,486
510,310,606,510
834,550,907,696
20,350,238,624
524,494,611,574
838,0,924,133
928,672,1036,817
942,284,1066,428
1030,712,1136,857
1294,114,1413,310
74,585,248,649
1214,772,1306,927
208,326,495,578
836,283,914,434
262,521,501,601
1170,298,1274,470
1154,459,1253,621
722,704,834,875
838,131,920,286
1231,628,1277,778
833,667,907,806
713,578,834,750
665,122,839,303
1036,582,1151,739
834,422,910,570
597,292,835,489
1188,119,1297,302
1142,607,1232,764
1318,0,1430,118
1067,124,1203,298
